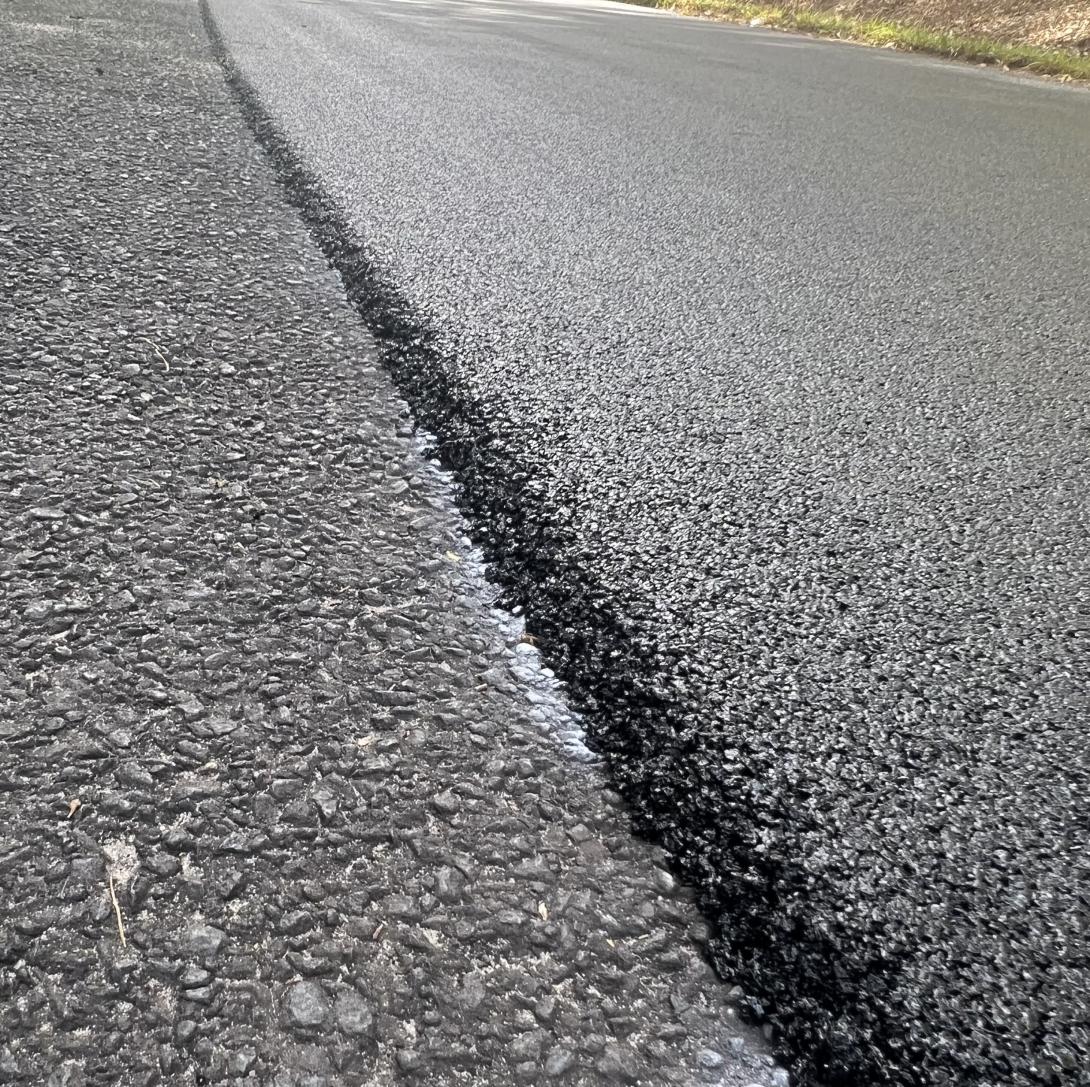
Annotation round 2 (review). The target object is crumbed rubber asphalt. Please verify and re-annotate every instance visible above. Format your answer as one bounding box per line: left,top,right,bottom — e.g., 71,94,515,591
202,3,1090,1087
0,2,781,1085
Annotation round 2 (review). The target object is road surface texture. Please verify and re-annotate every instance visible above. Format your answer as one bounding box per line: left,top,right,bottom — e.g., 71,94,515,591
203,2,1090,1086
0,2,783,1085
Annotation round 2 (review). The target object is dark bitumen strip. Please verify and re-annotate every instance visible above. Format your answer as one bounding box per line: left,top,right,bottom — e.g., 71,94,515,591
198,4,910,1085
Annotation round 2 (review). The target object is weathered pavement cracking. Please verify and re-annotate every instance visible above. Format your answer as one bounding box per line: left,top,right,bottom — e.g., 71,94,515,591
0,1,779,1085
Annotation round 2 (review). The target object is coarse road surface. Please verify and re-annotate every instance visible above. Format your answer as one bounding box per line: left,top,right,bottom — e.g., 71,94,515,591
88,0,1090,1085
204,1,1090,1085
2,1,782,1085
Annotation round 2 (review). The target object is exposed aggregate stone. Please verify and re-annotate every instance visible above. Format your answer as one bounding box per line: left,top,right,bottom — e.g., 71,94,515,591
0,1,777,1084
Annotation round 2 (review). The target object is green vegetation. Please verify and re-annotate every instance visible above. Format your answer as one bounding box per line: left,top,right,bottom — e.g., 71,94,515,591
627,0,1090,82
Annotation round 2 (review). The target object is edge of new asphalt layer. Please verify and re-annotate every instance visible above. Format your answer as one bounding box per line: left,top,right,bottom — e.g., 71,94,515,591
2,2,786,1084
200,4,1084,1087
197,4,851,1085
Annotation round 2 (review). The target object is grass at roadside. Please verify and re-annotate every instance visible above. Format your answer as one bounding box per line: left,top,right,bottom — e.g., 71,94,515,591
627,0,1090,81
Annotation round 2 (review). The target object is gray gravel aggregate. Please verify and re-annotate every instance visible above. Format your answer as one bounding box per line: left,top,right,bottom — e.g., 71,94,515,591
202,2,1090,1086
0,1,777,1083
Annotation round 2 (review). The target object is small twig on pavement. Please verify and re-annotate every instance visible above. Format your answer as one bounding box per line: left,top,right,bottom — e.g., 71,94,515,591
108,875,127,948
142,337,172,370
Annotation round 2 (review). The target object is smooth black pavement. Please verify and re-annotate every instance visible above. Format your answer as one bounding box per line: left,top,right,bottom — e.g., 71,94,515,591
206,2,1089,1086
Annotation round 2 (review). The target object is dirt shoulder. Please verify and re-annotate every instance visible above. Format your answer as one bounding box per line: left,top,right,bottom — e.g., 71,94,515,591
790,0,1089,51
648,0,1090,81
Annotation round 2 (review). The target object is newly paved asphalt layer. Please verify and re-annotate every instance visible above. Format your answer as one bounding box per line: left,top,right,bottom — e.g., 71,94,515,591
0,1,783,1084
204,2,1090,1086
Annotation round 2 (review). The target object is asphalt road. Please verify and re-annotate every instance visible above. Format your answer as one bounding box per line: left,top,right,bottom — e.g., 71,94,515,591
205,2,1090,1085
2,1,783,1084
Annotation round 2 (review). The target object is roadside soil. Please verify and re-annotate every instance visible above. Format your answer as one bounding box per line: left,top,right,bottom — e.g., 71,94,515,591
774,0,1088,49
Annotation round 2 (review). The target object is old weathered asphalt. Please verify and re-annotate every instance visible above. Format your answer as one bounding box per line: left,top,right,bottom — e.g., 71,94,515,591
203,2,1090,1086
0,1,782,1084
